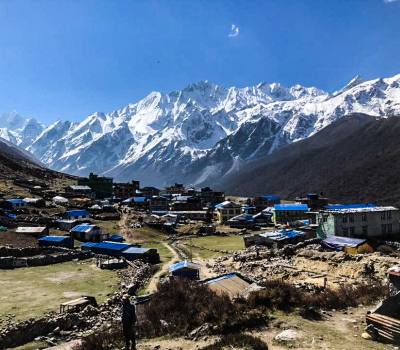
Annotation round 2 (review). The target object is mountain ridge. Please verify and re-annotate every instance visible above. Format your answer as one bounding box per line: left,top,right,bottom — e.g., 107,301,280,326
1,74,400,186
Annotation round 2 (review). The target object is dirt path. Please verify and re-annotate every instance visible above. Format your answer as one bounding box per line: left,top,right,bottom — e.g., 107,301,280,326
146,242,180,293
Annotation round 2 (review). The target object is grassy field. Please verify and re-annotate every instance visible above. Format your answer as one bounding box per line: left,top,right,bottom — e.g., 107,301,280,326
0,259,119,322
183,235,245,259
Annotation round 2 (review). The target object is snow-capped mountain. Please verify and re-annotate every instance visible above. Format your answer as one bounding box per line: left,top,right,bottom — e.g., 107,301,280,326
0,112,44,148
1,74,400,186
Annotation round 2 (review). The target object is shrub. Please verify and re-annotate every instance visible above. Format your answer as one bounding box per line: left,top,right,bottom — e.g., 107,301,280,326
138,278,267,337
248,279,388,312
200,333,268,350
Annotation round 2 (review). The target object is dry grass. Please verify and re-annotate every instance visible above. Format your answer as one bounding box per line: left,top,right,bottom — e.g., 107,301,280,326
0,260,119,322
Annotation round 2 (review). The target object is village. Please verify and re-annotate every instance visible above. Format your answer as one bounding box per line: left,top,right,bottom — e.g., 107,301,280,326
1,173,400,350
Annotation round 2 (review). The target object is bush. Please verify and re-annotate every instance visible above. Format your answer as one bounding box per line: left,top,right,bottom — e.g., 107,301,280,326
248,279,388,312
138,278,267,337
200,333,268,350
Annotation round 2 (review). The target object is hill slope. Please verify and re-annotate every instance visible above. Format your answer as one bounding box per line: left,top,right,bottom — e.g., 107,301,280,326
219,114,400,205
0,137,68,181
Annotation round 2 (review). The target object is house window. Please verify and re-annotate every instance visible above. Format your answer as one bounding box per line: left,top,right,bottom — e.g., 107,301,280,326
349,214,354,223
388,224,393,234
349,227,355,235
381,212,386,220
362,225,368,235
342,228,349,236
361,213,367,222
387,211,392,220
382,224,387,234
342,215,347,223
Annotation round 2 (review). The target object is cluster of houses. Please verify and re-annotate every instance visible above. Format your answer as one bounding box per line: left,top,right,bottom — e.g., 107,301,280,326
2,172,400,265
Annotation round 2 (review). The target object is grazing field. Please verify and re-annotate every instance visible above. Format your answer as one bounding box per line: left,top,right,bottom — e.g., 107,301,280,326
0,260,119,322
185,235,245,259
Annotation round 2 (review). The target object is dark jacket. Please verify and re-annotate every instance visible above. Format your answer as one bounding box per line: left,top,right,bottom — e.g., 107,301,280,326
122,300,137,327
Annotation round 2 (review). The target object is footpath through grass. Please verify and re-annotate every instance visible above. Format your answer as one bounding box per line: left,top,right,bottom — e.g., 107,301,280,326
0,260,119,322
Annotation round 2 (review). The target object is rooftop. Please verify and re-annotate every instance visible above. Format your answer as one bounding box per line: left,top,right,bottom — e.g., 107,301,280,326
274,204,309,211
324,205,398,214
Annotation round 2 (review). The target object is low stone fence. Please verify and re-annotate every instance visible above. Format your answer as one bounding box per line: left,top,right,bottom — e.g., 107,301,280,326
0,246,93,269
0,261,152,349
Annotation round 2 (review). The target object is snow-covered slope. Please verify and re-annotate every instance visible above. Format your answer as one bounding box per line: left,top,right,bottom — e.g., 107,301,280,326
2,74,400,186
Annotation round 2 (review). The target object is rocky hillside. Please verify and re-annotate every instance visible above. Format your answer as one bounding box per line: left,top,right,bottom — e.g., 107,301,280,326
220,113,400,205
0,137,68,181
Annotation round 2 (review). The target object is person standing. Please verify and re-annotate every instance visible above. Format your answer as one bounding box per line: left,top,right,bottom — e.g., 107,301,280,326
121,294,137,350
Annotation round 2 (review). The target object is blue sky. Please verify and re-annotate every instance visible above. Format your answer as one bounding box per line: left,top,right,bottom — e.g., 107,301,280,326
0,0,399,124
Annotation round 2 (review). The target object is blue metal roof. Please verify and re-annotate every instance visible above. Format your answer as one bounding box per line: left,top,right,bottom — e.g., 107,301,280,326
274,204,309,211
7,199,25,205
322,236,367,250
262,195,280,201
66,210,89,217
260,230,304,240
71,224,96,232
324,203,376,211
204,273,239,285
169,260,200,272
123,197,147,203
39,236,70,242
81,241,131,251
122,247,151,254
229,214,255,222
108,234,124,242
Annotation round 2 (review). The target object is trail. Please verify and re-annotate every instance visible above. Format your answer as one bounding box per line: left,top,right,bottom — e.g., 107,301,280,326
146,242,179,293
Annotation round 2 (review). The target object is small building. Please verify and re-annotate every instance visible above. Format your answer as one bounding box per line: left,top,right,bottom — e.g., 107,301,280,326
122,196,148,209
121,247,160,263
114,181,140,200
53,196,69,205
38,236,74,249
81,241,131,256
65,185,94,199
169,260,200,280
78,173,113,199
56,219,79,231
6,199,26,208
23,197,46,207
252,195,281,212
321,236,373,254
227,214,256,228
214,201,242,224
168,210,209,221
65,209,90,220
140,186,161,197
149,196,169,212
273,204,309,225
170,196,202,211
317,205,400,239
81,241,160,263
244,229,306,248
70,224,107,242
16,226,49,237
198,187,225,206
296,193,329,210
202,273,259,299
108,234,124,243
165,183,185,195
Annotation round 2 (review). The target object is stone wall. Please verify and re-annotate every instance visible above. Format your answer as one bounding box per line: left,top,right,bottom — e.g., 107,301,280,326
0,246,93,269
0,261,152,349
